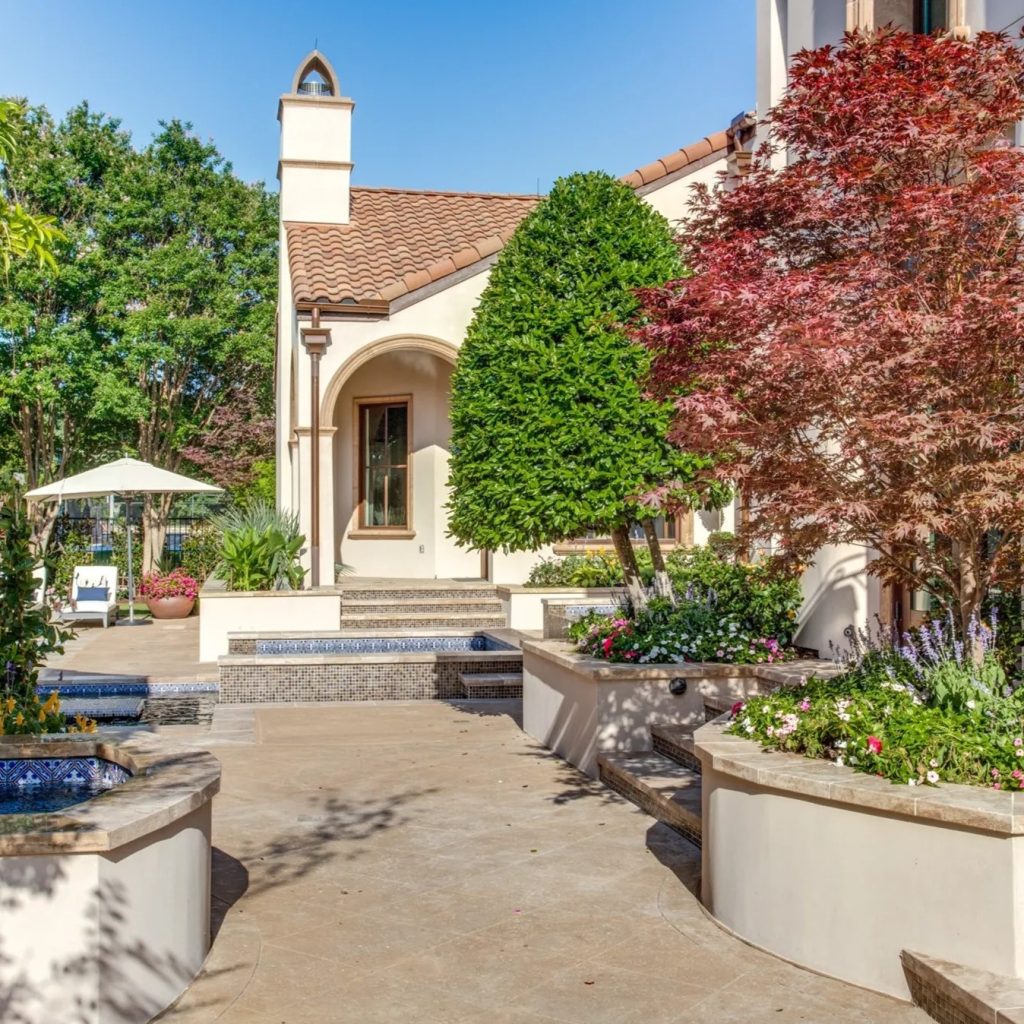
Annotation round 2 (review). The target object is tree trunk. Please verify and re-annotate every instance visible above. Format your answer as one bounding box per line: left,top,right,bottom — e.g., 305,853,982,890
954,543,985,664
142,493,173,574
611,524,647,612
641,518,675,605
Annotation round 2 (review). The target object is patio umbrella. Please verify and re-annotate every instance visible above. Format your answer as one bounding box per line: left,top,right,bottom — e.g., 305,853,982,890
25,457,222,625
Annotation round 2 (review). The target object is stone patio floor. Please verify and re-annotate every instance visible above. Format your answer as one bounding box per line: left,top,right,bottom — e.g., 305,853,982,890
158,701,929,1024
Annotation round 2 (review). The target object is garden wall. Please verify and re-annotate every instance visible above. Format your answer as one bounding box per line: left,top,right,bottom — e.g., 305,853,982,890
520,639,823,776
695,718,1024,999
497,586,622,632
198,580,341,661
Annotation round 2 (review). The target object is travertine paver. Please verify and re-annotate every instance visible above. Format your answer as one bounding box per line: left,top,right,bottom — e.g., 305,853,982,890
160,702,928,1024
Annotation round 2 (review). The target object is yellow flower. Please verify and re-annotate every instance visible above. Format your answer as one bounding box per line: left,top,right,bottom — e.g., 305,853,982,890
4,696,15,714
73,713,97,734
42,691,61,715
14,712,25,727
38,709,46,722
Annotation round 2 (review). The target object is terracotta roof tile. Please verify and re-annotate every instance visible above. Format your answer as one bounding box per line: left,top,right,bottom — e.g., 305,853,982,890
286,129,732,311
286,187,540,308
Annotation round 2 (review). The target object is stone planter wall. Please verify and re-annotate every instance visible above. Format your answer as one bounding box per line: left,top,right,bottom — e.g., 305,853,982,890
496,586,623,632
695,719,1024,999
520,638,826,777
198,579,341,661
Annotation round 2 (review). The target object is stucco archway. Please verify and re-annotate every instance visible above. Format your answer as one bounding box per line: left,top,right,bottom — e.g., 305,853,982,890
320,334,459,426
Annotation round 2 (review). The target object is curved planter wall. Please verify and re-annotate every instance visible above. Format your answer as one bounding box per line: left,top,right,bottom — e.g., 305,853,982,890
695,720,1024,999
0,733,221,1024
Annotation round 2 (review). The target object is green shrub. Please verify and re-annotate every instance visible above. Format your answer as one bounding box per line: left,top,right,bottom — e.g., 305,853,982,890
213,501,305,591
180,525,221,584
665,539,803,645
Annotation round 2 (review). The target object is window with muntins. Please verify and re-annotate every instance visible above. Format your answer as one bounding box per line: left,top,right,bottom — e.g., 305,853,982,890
359,401,409,528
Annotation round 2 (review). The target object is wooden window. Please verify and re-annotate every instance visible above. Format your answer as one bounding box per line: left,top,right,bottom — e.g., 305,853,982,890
358,399,409,529
872,0,947,32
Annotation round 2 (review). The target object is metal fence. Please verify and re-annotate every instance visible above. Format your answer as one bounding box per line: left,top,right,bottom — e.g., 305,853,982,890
53,514,210,569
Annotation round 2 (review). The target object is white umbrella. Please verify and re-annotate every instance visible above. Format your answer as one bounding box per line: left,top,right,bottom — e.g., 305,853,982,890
26,457,222,625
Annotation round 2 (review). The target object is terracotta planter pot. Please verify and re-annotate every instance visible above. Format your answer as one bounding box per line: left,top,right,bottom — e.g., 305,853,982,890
146,595,196,620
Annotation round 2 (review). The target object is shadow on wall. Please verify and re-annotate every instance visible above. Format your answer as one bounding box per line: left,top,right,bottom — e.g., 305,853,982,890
795,545,875,655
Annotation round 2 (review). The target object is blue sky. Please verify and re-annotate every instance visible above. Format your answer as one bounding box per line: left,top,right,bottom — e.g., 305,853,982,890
1,0,754,194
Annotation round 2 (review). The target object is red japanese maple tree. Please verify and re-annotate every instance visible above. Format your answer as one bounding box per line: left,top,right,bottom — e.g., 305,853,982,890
638,29,1024,635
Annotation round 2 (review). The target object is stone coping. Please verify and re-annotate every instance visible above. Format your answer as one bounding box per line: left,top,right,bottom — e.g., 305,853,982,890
227,627,518,641
694,718,1024,836
200,583,330,600
0,732,221,855
496,585,622,598
220,649,523,667
520,637,833,686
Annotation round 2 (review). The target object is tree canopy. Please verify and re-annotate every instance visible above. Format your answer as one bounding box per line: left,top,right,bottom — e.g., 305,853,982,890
637,29,1024,633
448,171,716,592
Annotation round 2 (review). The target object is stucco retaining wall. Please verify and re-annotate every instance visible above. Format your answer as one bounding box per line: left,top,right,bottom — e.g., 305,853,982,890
496,586,623,632
199,581,341,661
521,639,827,777
0,734,220,1024
695,720,1024,999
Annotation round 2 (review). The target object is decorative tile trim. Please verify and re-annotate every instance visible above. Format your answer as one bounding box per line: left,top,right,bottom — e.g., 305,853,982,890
252,634,515,656
0,756,130,789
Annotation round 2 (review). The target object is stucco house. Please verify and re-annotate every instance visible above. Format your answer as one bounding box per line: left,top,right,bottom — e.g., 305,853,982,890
275,0,1001,652
275,50,745,589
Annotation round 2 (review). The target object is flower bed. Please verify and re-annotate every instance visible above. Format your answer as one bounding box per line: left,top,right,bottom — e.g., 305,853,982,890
728,613,1021,789
570,591,793,666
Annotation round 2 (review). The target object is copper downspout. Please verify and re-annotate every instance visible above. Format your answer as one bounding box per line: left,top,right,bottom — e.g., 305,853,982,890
301,306,330,588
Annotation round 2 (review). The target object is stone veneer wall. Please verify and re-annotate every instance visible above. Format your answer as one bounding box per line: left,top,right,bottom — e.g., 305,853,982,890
219,656,524,703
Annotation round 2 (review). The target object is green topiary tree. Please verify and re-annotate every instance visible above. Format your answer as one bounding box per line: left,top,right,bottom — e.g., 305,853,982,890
447,171,719,606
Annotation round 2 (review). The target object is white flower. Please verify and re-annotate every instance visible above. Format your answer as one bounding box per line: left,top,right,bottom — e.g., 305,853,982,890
848,755,858,765
745,724,754,734
907,779,918,786
929,759,939,769
836,740,848,749
834,756,844,767
967,700,976,710
926,771,939,784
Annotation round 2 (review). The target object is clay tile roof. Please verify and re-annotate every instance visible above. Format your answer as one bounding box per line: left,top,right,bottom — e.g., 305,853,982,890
620,130,730,190
286,129,732,312
286,187,541,309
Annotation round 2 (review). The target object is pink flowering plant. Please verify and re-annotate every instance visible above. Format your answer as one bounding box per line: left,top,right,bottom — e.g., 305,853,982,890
570,593,793,666
728,613,1024,790
138,568,199,601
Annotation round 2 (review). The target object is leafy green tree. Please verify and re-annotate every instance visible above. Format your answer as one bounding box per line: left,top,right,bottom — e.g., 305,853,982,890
0,100,63,272
95,121,278,570
447,171,718,605
0,102,135,545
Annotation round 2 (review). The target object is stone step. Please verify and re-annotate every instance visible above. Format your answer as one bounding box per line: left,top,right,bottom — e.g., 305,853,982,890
650,724,702,774
343,598,503,616
340,613,507,630
597,751,702,848
901,950,1024,1024
458,672,523,699
338,587,498,602
59,695,146,720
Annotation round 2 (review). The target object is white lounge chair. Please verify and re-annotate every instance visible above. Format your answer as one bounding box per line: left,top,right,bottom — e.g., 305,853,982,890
32,565,47,607
61,565,119,628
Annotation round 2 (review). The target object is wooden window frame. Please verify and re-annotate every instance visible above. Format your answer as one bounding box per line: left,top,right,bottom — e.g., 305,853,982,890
349,394,415,539
553,513,689,555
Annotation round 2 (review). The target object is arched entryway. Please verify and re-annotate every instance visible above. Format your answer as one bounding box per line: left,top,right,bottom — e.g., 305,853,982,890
321,336,479,579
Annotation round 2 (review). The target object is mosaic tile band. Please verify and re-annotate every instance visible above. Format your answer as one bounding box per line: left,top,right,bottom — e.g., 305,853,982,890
255,634,515,656
0,756,131,789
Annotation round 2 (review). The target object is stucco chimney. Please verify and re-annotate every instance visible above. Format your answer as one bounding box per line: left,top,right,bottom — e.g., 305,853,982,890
278,51,353,224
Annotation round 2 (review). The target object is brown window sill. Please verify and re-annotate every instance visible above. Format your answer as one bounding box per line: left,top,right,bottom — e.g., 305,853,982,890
348,529,416,540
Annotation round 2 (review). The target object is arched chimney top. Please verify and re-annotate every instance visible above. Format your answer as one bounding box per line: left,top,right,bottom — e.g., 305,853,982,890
291,50,341,97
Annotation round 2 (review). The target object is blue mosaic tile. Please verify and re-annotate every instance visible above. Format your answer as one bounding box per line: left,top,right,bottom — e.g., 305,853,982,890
256,634,514,656
563,604,618,618
0,756,130,789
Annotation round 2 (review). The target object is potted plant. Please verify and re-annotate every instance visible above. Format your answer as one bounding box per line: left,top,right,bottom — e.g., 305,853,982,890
138,568,199,619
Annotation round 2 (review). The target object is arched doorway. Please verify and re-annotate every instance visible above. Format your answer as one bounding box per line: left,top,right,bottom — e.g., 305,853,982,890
322,337,479,579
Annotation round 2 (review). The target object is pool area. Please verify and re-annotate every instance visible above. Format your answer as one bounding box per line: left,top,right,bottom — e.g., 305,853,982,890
220,629,525,703
254,633,516,655
36,680,219,726
0,755,130,814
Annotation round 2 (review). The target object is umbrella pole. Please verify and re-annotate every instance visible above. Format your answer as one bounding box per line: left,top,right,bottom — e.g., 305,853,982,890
127,504,135,624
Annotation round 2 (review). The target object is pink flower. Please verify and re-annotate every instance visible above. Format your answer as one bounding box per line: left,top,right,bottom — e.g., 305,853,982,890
799,699,811,712
1015,738,1023,748
731,701,745,717
1013,770,1023,781
992,768,1002,779
601,637,613,656
994,783,1003,790
866,736,882,755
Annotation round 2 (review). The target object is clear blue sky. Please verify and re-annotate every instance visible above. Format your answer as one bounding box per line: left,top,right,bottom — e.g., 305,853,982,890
1,0,754,194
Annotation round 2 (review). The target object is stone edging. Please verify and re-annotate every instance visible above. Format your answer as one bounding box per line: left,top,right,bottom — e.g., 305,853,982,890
520,637,834,686
693,718,1024,836
0,732,221,855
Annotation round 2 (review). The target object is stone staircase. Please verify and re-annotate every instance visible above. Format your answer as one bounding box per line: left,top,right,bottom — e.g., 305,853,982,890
595,698,731,849
338,584,506,631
